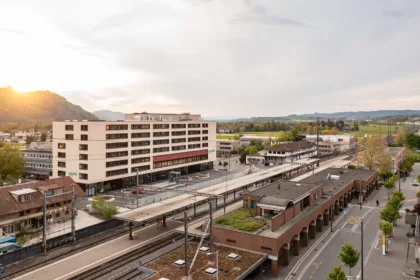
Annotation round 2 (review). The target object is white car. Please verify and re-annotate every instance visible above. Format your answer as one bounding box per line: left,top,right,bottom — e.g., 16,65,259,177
413,181,419,187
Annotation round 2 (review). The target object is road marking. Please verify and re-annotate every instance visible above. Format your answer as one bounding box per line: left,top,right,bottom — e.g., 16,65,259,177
13,226,174,280
355,230,382,279
284,205,352,280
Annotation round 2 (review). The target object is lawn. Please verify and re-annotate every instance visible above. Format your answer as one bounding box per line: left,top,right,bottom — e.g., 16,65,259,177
216,208,266,232
217,131,280,140
353,124,405,137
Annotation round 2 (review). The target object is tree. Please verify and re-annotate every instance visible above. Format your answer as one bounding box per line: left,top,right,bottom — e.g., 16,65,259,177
92,200,117,220
418,174,420,183
0,143,25,184
378,169,393,182
378,220,393,254
380,204,400,224
405,133,420,150
25,135,34,145
40,133,47,142
393,129,406,146
338,242,360,276
326,265,346,280
358,136,391,170
245,146,258,155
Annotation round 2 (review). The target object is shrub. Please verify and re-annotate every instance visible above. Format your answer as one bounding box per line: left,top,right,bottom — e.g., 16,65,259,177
92,200,117,220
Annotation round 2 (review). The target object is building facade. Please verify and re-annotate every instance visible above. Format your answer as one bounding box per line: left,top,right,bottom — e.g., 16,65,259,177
265,141,317,164
304,134,355,152
0,177,84,237
216,140,240,155
23,142,53,180
317,141,341,156
52,113,216,192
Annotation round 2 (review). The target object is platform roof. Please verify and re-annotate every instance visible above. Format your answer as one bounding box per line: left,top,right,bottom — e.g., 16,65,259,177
114,163,302,223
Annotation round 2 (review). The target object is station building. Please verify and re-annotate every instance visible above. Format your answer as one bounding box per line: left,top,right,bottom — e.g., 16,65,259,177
212,167,378,276
52,112,216,194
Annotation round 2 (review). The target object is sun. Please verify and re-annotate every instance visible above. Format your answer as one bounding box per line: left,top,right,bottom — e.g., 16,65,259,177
10,82,41,93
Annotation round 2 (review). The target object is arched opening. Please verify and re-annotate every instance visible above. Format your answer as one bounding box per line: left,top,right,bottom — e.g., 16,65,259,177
300,227,308,248
289,234,300,256
278,243,290,266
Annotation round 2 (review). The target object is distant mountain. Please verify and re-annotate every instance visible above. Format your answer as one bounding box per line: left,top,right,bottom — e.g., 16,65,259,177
234,110,420,122
92,110,125,121
0,87,98,123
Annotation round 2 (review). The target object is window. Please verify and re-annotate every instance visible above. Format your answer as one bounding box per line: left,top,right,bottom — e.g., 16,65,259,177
188,130,200,135
153,132,169,137
202,137,208,141
106,142,128,149
188,144,201,149
79,173,88,180
79,154,88,160
188,137,201,142
106,151,128,158
131,124,150,130
153,147,170,153
45,189,53,196
203,143,208,147
172,145,186,151
106,160,128,168
131,165,150,173
153,124,170,129
81,125,88,131
172,138,186,144
226,239,236,244
131,132,150,138
172,124,186,129
132,149,150,155
131,141,150,147
154,154,208,169
58,152,66,158
261,246,272,251
106,124,128,130
202,130,208,134
172,131,186,136
81,134,88,141
58,143,66,149
131,157,150,164
58,161,66,168
58,170,65,177
79,163,88,170
3,225,13,234
106,168,128,177
106,133,128,140
65,134,74,140
188,123,201,128
65,125,73,131
202,123,209,128
79,144,88,151
153,139,170,145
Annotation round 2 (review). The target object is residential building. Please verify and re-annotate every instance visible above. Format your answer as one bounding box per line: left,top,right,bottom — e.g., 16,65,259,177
213,168,378,277
304,134,355,152
240,135,272,146
23,142,53,180
0,177,84,237
216,140,240,155
0,132,11,140
317,141,341,156
265,141,317,164
52,112,216,194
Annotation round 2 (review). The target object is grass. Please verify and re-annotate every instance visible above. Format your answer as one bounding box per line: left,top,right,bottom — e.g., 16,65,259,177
16,229,41,245
216,208,266,232
353,124,405,137
217,131,280,140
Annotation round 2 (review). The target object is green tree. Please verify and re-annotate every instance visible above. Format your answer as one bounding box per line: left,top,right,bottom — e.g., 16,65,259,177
358,136,391,170
245,146,258,155
378,169,393,182
338,242,360,276
405,133,420,150
380,204,400,227
25,135,34,145
40,133,47,142
326,265,346,280
92,200,117,220
0,143,25,184
378,220,393,254
418,174,420,183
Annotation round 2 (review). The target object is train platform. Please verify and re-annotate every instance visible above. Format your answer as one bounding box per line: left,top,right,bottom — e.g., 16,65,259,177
13,221,182,280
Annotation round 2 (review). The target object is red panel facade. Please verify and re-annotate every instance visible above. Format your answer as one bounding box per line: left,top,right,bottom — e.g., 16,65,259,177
153,149,208,162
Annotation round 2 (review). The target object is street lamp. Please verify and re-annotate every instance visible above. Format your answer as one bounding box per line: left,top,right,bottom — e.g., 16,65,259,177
207,251,219,280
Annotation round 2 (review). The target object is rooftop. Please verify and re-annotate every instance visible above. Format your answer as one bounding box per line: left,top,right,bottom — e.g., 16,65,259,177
267,140,315,153
386,147,405,157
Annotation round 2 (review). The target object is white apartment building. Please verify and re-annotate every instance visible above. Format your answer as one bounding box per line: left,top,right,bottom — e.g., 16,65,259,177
216,140,240,155
52,112,216,193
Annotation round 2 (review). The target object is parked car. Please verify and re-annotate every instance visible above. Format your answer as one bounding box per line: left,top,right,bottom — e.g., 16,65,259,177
132,188,144,194
412,181,419,187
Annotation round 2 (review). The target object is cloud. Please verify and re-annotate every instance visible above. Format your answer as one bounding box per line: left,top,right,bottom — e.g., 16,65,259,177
229,4,309,27
0,27,25,35
383,10,406,18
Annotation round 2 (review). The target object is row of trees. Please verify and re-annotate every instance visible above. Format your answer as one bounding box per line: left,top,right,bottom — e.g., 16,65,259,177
0,142,25,185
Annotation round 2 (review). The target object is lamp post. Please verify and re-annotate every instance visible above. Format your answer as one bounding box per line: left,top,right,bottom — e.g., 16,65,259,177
136,168,139,208
207,251,219,280
361,218,364,280
359,177,363,210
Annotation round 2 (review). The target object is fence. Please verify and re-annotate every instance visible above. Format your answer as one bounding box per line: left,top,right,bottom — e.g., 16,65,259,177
137,167,251,207
0,219,124,267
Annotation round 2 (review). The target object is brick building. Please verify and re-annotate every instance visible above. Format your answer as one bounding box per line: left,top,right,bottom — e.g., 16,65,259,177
213,168,378,276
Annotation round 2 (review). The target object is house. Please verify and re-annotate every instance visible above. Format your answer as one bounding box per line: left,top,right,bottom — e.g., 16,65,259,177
265,141,317,164
23,142,53,180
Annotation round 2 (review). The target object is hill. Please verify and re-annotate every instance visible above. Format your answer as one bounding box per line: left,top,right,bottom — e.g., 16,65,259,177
234,110,420,122
0,87,98,123
92,110,125,121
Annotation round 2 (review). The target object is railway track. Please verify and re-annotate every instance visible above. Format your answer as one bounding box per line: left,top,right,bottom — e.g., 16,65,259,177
68,232,183,280
2,223,146,280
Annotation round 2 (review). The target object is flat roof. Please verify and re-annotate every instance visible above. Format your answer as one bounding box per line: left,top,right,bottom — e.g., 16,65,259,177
114,163,302,223
248,180,319,202
386,147,404,157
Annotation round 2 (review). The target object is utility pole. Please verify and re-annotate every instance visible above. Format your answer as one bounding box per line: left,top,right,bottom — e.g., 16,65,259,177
42,190,47,255
361,218,364,280
209,200,214,263
359,177,363,210
398,169,401,192
71,183,76,243
184,210,189,279
330,204,333,233
136,168,139,208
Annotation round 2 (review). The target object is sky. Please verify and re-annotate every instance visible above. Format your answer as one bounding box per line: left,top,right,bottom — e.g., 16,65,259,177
1,0,420,117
